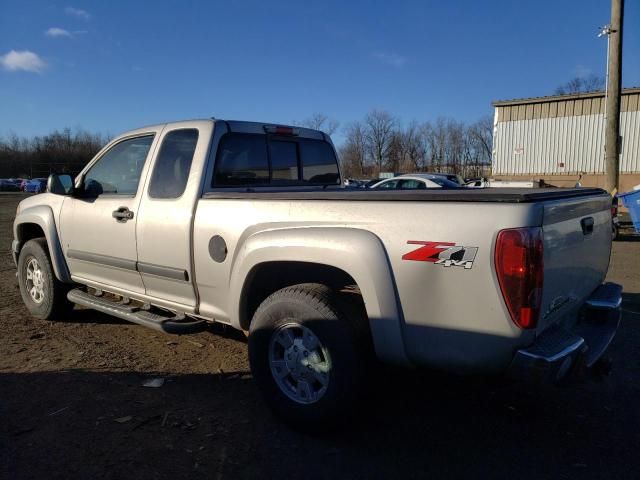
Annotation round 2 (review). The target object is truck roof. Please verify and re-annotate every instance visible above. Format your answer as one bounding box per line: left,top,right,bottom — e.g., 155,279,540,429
118,119,328,141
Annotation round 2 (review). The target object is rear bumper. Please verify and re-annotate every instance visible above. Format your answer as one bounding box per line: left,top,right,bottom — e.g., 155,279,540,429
509,282,622,383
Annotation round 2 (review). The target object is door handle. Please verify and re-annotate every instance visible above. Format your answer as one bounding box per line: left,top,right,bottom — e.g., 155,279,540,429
112,207,134,222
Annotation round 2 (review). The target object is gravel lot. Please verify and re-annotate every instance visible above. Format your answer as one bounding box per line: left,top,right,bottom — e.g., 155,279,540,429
1,192,639,480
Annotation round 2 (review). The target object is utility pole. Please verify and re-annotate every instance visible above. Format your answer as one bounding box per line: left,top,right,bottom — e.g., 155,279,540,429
604,0,624,194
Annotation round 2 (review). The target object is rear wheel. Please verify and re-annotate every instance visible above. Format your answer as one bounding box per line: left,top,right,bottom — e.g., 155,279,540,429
17,238,74,320
248,283,370,431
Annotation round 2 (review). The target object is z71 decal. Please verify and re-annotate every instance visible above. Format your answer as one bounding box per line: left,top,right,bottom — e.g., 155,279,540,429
402,241,478,269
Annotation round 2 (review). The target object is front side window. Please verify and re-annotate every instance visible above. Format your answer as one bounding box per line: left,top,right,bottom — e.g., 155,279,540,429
83,135,154,196
377,179,399,189
148,129,199,198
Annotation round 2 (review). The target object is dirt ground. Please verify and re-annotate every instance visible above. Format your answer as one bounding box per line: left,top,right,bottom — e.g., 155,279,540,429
1,192,639,480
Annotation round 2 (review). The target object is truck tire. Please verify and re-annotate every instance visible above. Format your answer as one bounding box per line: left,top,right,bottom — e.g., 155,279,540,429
248,283,370,431
17,238,73,320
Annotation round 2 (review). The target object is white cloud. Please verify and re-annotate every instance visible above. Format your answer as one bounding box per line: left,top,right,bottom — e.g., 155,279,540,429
0,50,47,74
45,27,72,38
65,6,91,20
574,65,593,78
372,52,407,68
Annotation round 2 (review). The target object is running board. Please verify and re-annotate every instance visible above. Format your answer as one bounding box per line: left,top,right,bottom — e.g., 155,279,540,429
67,288,207,334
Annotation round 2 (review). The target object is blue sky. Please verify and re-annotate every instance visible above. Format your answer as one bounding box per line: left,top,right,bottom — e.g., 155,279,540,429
1,0,639,144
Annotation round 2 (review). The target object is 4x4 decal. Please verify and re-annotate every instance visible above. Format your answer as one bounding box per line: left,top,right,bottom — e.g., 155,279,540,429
402,241,478,269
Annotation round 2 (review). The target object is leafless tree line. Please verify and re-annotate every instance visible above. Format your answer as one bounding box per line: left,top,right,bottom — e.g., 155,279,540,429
293,112,340,136
338,109,493,179
2,112,493,181
0,128,108,178
555,75,605,96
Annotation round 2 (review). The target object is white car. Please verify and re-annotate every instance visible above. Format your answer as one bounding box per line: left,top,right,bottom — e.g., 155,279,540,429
400,172,465,186
370,174,460,190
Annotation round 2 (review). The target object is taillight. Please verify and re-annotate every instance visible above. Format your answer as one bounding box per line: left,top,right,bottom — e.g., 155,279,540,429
263,125,299,136
495,227,544,329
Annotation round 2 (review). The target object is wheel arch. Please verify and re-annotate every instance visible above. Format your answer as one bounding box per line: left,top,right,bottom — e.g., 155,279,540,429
13,205,72,283
229,227,410,366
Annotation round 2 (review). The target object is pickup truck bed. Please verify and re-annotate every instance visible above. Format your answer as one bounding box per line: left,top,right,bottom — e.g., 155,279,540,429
202,187,606,202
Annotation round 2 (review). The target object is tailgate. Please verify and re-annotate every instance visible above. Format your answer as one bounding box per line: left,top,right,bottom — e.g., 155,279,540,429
538,193,613,331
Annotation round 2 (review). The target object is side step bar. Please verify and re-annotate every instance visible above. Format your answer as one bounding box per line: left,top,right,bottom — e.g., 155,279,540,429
67,288,207,334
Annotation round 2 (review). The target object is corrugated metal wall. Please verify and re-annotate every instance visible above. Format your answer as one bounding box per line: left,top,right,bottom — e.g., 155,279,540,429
493,110,640,175
492,90,640,176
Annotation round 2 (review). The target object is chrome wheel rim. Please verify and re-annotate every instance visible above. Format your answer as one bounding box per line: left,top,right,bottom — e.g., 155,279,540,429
268,323,331,404
25,257,45,304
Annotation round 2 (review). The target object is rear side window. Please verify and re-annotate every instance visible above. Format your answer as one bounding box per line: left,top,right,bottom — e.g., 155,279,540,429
212,133,339,187
398,179,426,189
83,135,154,196
148,129,199,199
214,134,269,186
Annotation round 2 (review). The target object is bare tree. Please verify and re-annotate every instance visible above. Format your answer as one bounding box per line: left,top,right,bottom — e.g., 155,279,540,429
423,118,448,172
0,128,107,178
363,109,396,173
402,121,426,171
555,74,605,95
386,130,405,172
468,115,493,162
444,119,466,174
293,112,340,136
340,121,368,177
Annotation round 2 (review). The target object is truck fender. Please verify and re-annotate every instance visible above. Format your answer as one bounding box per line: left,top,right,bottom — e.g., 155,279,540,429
229,227,410,366
13,205,72,283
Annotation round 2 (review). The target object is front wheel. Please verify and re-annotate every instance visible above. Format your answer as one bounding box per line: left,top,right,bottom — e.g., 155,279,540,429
17,238,73,320
248,283,370,432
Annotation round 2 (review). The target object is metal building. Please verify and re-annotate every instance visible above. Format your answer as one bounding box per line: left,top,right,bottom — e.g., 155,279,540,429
492,87,640,191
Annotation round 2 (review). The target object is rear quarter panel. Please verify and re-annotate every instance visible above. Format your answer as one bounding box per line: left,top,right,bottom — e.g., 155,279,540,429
193,198,543,373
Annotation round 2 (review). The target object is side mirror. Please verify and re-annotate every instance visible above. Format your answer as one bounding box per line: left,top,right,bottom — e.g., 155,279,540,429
47,174,74,196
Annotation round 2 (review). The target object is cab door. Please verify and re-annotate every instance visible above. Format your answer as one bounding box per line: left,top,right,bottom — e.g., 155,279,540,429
59,131,161,295
135,126,208,309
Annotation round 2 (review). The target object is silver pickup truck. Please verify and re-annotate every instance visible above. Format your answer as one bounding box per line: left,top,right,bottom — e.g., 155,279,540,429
12,119,621,430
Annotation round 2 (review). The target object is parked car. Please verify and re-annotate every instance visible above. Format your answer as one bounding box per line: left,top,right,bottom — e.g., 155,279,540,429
24,178,48,193
401,172,465,186
363,178,382,189
12,119,621,432
343,178,367,188
0,179,22,192
370,174,460,190
20,179,30,191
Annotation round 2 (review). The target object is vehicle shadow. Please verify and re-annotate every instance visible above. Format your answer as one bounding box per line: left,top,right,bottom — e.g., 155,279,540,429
60,308,248,342
61,308,130,325
615,231,640,242
2,295,637,480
